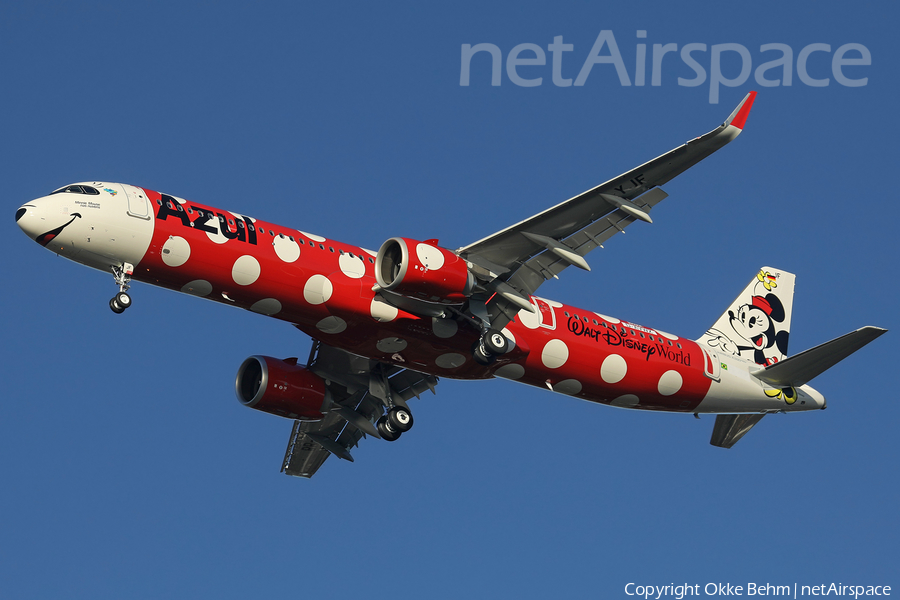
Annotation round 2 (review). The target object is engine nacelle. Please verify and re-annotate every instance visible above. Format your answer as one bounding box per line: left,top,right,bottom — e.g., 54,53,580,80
235,356,330,420
375,237,475,304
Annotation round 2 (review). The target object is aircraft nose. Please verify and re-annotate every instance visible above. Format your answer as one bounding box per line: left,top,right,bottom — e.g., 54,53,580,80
15,199,80,247
15,203,40,239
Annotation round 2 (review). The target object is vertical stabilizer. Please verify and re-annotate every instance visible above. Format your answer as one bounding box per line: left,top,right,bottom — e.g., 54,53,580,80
697,267,795,366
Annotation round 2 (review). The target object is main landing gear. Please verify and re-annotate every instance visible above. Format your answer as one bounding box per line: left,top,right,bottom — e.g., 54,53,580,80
376,405,414,442
472,328,509,365
109,263,134,314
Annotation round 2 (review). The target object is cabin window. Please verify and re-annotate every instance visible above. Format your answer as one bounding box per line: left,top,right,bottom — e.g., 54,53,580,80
564,311,570,317
676,343,682,349
289,236,294,242
368,257,374,264
279,233,284,239
156,199,162,206
248,224,255,231
329,247,335,252
667,340,673,346
639,332,645,338
237,220,244,229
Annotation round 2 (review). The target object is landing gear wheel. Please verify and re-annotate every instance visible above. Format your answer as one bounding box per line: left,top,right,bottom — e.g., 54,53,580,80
115,292,132,309
472,341,496,366
482,329,509,355
387,406,414,432
376,416,402,442
109,298,125,314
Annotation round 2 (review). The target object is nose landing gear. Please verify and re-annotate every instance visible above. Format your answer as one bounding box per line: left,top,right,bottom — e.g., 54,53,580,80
109,263,134,314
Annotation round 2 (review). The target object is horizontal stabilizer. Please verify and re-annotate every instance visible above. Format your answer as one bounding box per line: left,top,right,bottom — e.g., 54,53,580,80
751,326,887,388
710,413,765,448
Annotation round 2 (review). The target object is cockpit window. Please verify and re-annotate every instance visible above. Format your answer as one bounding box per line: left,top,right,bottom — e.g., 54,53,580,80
50,184,101,196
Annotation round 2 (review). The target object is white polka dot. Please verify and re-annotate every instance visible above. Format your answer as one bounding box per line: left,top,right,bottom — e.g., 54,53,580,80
554,379,583,395
303,275,333,305
600,354,627,384
542,298,563,308
161,236,190,267
250,298,282,315
232,255,260,286
298,230,326,243
204,214,229,245
316,316,346,334
180,280,212,296
595,313,620,324
436,353,466,369
362,248,377,257
376,338,407,353
658,370,683,396
494,364,525,380
501,328,516,351
370,296,399,322
171,195,187,204
610,394,640,407
656,330,679,341
431,317,458,338
273,236,300,263
541,339,569,369
339,253,365,278
416,243,445,269
518,305,541,329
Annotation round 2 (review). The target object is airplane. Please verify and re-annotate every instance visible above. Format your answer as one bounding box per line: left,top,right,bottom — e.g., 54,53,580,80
15,91,887,478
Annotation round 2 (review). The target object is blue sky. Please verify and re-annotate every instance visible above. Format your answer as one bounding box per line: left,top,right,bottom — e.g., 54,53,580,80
1,2,897,598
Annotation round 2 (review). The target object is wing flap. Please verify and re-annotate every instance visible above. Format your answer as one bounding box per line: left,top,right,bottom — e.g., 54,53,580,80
282,416,345,478
507,188,668,295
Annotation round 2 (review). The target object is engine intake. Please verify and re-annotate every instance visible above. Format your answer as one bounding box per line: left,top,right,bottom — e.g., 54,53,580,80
235,356,330,420
375,237,474,304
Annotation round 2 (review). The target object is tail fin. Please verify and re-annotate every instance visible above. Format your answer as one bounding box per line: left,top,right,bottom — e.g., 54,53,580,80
697,267,795,366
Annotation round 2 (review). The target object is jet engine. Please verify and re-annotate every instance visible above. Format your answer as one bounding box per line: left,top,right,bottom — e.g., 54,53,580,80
235,356,330,420
375,237,475,304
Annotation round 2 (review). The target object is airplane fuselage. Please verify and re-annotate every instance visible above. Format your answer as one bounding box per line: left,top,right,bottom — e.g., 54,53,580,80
16,182,826,416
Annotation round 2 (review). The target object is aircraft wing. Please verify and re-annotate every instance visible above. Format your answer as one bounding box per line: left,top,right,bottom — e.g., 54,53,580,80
281,341,438,478
457,92,756,327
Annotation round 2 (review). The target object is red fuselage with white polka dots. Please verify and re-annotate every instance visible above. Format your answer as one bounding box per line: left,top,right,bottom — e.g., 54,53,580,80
137,187,714,412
